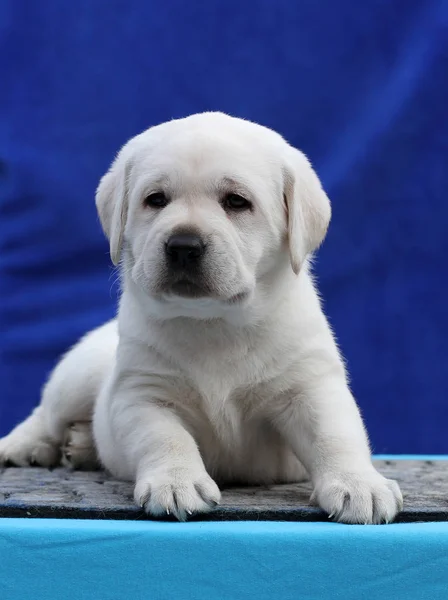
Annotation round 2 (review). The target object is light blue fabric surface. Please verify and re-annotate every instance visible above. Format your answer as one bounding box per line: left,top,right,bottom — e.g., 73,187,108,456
374,454,448,460
1,519,447,600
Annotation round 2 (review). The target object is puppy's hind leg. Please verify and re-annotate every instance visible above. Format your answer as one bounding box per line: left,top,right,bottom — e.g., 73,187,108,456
61,421,99,471
0,320,118,470
0,406,60,467
42,320,118,471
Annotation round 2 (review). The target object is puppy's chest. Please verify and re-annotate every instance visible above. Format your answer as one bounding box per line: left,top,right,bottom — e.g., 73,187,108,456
156,322,295,440
178,350,283,442
181,344,274,403
183,375,258,453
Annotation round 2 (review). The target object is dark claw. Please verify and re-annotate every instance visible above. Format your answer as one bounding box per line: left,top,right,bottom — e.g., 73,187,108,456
341,492,351,514
194,484,219,508
372,494,380,524
139,486,152,511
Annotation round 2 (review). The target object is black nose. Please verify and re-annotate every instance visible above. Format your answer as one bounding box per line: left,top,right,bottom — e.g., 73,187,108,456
165,233,205,268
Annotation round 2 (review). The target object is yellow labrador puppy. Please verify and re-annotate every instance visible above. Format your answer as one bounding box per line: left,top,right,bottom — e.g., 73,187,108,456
0,112,402,523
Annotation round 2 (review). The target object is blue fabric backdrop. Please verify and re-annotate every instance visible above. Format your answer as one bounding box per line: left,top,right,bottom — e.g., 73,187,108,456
0,1,447,452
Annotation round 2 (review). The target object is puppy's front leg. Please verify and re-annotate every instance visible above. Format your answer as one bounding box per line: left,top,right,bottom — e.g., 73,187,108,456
274,376,403,524
101,381,220,521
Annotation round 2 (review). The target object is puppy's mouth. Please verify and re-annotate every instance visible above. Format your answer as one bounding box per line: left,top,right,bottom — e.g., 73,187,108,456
160,278,250,304
226,290,250,304
169,279,208,298
166,282,251,306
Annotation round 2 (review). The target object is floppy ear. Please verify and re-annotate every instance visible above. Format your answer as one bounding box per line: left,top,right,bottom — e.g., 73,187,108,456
95,155,130,266
283,147,331,274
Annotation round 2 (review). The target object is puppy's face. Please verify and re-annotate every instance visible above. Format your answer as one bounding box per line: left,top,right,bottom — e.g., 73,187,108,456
96,113,331,319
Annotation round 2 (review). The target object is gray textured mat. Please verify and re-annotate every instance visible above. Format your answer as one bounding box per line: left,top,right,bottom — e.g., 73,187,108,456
0,460,446,522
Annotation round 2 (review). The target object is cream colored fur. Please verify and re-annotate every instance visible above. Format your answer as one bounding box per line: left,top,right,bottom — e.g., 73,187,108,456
0,112,402,523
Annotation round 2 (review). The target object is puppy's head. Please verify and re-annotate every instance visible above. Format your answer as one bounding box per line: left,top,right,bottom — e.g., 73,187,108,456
96,112,330,318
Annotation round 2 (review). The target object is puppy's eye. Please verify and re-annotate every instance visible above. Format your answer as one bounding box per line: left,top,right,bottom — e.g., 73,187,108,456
144,192,169,208
222,193,252,212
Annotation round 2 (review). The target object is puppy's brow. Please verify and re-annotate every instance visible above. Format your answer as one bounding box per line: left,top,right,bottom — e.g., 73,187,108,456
143,174,171,189
218,176,252,197
135,173,177,199
220,176,244,188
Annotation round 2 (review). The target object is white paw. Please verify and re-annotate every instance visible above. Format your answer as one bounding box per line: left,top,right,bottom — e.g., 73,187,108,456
0,432,59,468
311,468,403,524
135,467,221,521
61,422,99,471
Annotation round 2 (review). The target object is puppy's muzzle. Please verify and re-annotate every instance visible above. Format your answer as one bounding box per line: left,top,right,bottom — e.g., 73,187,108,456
165,233,206,269
163,233,209,297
